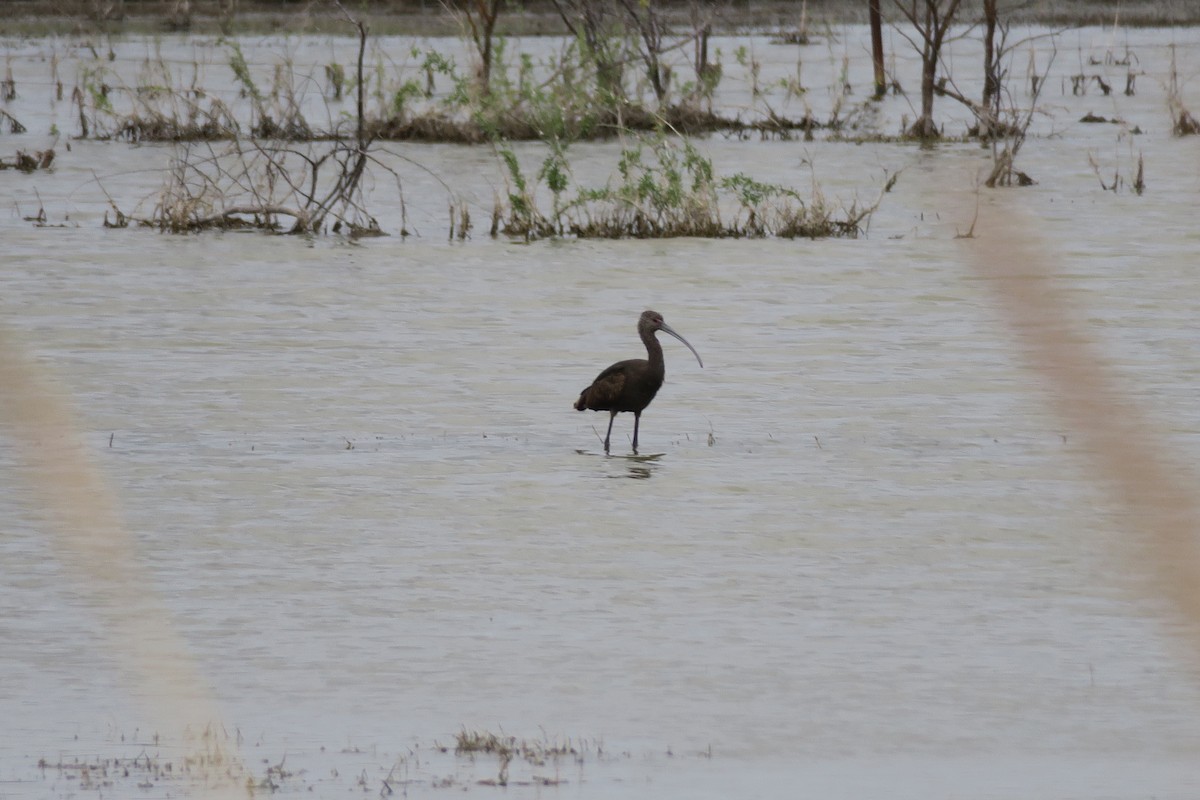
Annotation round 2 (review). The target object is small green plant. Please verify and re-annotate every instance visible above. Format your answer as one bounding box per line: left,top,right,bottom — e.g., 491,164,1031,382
735,45,762,98
70,65,115,138
419,48,454,94
82,67,112,112
496,146,556,239
538,138,571,224
390,79,424,119
462,39,606,143
325,62,345,99
492,133,880,240
222,39,261,103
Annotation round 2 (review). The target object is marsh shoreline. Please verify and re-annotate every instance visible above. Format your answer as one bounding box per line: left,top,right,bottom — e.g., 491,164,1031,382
2,0,1199,38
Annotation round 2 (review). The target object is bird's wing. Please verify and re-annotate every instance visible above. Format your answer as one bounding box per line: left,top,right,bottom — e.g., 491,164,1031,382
578,361,631,410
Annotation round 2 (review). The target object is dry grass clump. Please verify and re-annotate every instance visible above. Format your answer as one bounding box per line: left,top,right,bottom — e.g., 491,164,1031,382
451,728,582,787
0,148,54,172
34,725,244,793
0,108,25,133
1087,147,1146,195
70,40,317,143
105,4,399,236
366,112,490,144
114,111,237,143
454,728,579,761
132,129,388,236
32,725,301,795
70,61,244,142
1173,108,1200,136
454,729,519,756
38,752,177,792
753,193,877,239
1166,44,1198,137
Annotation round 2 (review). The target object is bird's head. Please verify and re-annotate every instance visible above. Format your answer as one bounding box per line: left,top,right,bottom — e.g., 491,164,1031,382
640,310,703,368
640,309,666,332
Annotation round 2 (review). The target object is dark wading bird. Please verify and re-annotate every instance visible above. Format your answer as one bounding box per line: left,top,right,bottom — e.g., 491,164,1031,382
574,310,703,455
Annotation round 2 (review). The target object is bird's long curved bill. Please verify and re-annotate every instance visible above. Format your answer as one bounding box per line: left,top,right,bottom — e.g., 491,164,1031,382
660,323,704,368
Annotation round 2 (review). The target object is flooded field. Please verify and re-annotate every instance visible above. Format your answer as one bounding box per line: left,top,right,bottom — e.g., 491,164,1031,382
4,19,1200,799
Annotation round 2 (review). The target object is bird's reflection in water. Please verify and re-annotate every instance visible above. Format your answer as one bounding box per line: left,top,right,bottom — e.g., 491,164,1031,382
599,460,657,480
575,449,660,479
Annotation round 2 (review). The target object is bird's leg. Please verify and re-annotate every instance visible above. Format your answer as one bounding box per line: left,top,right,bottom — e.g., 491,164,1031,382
604,411,616,454
632,411,641,455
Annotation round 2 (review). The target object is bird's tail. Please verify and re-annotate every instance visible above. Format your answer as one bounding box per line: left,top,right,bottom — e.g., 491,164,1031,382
573,389,588,411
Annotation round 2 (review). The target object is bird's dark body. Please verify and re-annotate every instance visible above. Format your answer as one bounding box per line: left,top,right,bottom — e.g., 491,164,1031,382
574,358,665,415
574,310,702,455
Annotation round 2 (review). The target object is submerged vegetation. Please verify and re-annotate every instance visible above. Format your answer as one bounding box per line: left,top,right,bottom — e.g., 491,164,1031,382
0,146,54,171
2,0,1195,237
55,0,890,238
61,6,822,146
29,726,642,796
111,4,392,235
450,728,599,787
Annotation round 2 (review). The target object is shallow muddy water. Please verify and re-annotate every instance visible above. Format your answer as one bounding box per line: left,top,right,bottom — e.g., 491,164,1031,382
4,23,1200,800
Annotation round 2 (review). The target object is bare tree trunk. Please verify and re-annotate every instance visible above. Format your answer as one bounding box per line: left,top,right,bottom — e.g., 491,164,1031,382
618,0,668,104
917,1,937,129
461,0,502,96
870,0,886,98
909,72,939,137
982,0,999,115
894,0,962,139
552,0,623,102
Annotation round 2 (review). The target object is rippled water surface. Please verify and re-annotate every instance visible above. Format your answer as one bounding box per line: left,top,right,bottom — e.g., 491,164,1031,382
4,23,1200,800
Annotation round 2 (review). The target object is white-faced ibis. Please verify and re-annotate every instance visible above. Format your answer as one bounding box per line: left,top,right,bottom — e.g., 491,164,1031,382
574,310,703,455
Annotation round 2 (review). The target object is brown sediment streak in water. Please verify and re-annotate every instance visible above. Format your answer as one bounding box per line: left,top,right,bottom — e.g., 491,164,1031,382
967,207,1200,653
0,326,243,798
